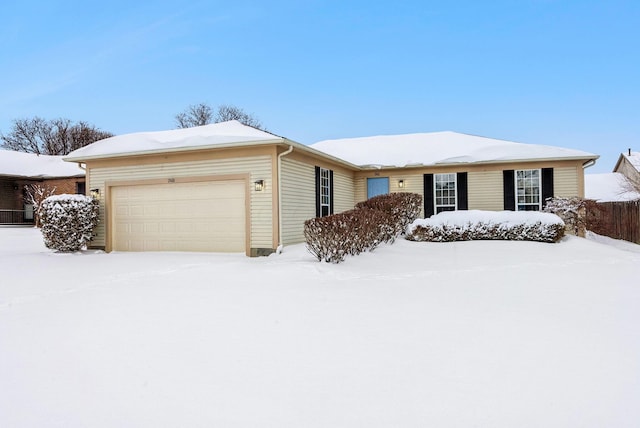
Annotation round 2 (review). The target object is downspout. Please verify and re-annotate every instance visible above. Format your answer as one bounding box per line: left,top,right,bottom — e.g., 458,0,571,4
277,145,294,253
582,159,596,169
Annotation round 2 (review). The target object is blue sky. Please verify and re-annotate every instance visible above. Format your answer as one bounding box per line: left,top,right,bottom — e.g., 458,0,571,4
1,0,638,172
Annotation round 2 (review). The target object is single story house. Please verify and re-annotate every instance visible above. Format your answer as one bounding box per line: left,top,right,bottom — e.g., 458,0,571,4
0,150,86,224
64,121,598,255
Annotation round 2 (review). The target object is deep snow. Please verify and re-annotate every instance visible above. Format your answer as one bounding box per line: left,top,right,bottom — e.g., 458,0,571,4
1,227,639,427
311,131,597,168
0,149,84,178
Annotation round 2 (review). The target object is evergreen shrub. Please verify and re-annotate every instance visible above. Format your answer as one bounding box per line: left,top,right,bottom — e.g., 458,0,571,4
40,194,99,252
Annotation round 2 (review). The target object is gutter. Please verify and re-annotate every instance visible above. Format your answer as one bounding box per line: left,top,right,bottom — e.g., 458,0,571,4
277,145,294,253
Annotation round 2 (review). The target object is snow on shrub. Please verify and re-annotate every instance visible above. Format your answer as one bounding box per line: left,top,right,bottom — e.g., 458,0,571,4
355,192,423,236
406,210,565,243
304,208,395,263
40,194,99,252
543,197,589,236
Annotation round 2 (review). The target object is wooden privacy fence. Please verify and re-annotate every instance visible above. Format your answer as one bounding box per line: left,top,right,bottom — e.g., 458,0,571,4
586,200,640,244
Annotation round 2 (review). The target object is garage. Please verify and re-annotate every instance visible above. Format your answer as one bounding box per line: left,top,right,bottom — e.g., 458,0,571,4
111,179,246,252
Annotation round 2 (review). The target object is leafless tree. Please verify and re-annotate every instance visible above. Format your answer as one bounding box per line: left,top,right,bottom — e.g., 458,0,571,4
0,117,113,155
215,104,264,130
175,103,265,130
619,173,640,197
24,183,57,227
174,103,214,128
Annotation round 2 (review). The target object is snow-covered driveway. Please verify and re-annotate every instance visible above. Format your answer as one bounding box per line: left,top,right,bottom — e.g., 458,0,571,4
1,227,639,427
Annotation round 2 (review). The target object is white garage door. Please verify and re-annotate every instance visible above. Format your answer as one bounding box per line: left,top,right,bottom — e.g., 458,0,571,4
111,180,246,252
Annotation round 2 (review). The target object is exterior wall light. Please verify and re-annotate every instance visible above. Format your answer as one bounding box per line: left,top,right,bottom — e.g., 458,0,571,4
90,188,100,199
254,180,264,191
398,179,405,188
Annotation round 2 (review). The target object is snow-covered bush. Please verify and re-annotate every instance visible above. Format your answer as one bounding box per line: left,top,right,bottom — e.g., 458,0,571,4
304,208,395,263
406,210,565,243
39,194,99,252
355,192,423,236
543,197,589,236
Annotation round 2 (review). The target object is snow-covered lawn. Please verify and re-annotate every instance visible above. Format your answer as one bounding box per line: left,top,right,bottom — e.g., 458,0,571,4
1,227,639,427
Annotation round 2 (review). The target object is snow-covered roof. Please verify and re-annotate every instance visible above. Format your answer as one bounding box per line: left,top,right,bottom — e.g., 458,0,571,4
0,149,85,179
622,151,640,171
65,120,283,161
310,131,598,168
584,173,640,202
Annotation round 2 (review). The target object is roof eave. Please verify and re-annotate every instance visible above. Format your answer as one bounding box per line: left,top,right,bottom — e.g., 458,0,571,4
356,155,600,170
0,173,85,179
281,139,362,170
63,138,288,163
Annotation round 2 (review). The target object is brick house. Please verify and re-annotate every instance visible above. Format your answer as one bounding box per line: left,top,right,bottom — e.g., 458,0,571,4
0,150,86,224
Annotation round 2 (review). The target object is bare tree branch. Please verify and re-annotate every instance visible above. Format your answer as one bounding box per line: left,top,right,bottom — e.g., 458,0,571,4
215,104,264,130
175,103,214,128
0,117,113,155
175,103,265,130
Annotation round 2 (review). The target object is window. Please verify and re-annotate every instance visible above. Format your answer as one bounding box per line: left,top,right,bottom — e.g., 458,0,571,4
315,166,333,217
76,181,86,195
424,172,467,217
516,169,541,211
320,167,331,216
434,173,456,213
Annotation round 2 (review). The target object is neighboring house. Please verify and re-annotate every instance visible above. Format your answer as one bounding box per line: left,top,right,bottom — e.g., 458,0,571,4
64,121,598,255
0,150,86,224
584,149,640,202
613,149,640,186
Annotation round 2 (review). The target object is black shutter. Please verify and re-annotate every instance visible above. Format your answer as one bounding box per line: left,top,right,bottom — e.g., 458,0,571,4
541,168,554,208
424,174,434,218
329,170,334,215
456,172,468,210
503,170,515,211
315,166,320,217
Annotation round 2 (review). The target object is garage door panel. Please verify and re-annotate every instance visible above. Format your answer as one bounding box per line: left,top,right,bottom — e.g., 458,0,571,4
112,180,246,253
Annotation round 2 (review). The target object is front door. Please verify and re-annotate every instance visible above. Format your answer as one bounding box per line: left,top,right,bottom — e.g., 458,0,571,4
367,177,389,199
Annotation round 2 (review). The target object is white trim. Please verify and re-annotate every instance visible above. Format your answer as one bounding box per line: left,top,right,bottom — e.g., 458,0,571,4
319,167,331,217
434,173,457,214
515,169,542,211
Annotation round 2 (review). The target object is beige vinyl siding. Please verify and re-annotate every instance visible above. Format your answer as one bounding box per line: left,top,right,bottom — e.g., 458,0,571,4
389,173,425,217
468,170,504,211
333,169,355,214
280,158,355,246
354,177,366,204
89,155,272,249
280,158,315,246
553,166,580,198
